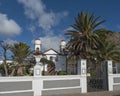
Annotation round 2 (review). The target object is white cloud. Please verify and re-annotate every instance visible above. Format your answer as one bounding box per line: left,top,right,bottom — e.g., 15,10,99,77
4,39,18,46
64,27,74,32
18,0,68,34
18,0,68,51
0,13,21,36
28,25,36,33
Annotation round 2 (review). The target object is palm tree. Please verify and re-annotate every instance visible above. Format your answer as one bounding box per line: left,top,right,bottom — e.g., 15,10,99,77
96,41,120,62
94,29,120,62
90,41,120,77
66,11,105,59
10,42,31,76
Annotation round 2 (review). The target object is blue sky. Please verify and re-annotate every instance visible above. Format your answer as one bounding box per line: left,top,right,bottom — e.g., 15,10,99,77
0,0,120,51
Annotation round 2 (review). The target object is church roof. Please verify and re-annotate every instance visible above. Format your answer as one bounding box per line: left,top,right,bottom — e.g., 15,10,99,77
43,48,59,55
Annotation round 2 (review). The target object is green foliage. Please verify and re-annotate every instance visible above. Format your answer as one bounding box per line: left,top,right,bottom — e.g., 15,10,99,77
23,67,29,75
0,40,10,76
0,63,15,76
90,70,96,77
7,63,15,75
10,42,31,64
40,58,54,65
9,42,31,76
66,11,105,59
0,64,5,75
96,41,120,62
57,71,67,75
0,64,4,70
94,29,111,42
40,57,55,75
66,11,120,76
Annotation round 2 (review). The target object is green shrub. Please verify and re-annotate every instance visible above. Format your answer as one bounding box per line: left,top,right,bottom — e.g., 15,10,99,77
90,70,96,77
58,71,67,75
0,64,4,70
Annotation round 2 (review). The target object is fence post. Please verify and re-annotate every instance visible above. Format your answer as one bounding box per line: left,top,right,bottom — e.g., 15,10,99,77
80,59,87,93
33,77,43,96
107,60,113,91
33,64,43,96
33,56,43,96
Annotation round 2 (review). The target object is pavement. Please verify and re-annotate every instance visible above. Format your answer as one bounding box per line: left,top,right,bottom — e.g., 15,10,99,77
51,91,120,96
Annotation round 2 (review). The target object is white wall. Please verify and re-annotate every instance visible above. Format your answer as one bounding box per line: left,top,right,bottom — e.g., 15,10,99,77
44,49,67,72
0,77,33,96
0,75,87,96
56,55,66,72
33,75,87,96
42,54,66,72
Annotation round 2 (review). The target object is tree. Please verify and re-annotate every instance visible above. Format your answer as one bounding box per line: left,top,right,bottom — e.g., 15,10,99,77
40,57,55,75
94,29,111,42
94,30,120,62
0,64,4,76
40,57,48,75
9,42,31,76
0,40,10,76
96,41,120,62
66,11,105,59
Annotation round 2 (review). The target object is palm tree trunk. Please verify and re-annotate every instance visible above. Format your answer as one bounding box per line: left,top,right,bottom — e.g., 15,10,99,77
17,64,23,76
10,68,15,76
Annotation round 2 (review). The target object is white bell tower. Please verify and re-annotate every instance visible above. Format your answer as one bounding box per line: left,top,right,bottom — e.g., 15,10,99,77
34,38,41,52
60,40,66,53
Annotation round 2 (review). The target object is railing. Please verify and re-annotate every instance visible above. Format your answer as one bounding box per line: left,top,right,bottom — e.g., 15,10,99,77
88,78,103,89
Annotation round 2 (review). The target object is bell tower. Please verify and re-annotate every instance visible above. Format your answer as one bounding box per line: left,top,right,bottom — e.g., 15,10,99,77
60,40,66,54
34,38,41,52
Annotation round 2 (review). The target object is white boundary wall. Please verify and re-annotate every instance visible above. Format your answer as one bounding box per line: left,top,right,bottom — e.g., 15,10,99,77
108,74,120,91
0,59,87,96
0,75,87,96
107,60,120,91
33,75,87,96
0,77,33,96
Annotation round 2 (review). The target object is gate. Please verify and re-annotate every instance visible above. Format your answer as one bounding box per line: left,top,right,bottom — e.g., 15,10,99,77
87,61,108,92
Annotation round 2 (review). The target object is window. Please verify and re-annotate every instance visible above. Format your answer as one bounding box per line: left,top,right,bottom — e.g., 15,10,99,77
36,47,39,52
50,56,53,61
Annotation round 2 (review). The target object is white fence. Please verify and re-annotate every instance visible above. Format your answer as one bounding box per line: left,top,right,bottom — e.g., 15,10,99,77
0,76,33,96
0,75,87,96
34,75,87,96
0,59,87,96
108,74,120,91
106,60,120,91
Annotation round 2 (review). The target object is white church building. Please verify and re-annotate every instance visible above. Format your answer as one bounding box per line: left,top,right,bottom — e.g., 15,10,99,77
34,38,67,73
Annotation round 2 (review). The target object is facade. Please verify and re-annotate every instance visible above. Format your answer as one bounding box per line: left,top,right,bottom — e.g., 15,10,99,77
43,48,66,72
34,38,67,73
